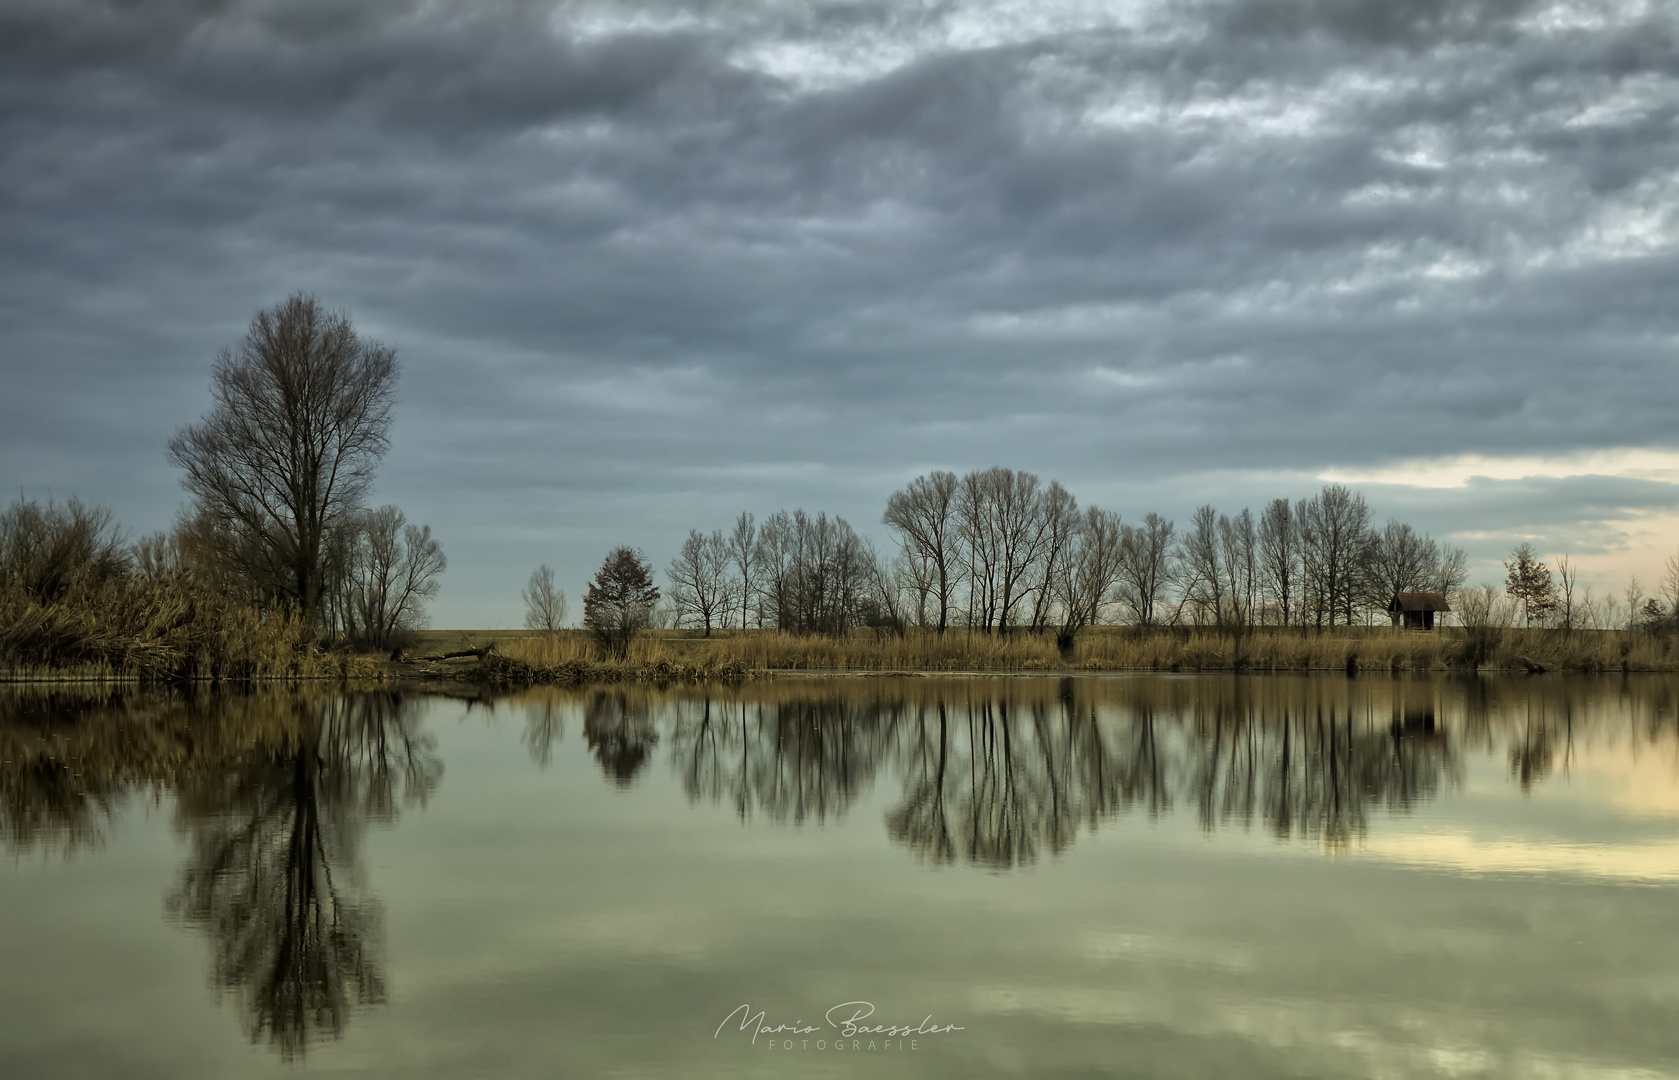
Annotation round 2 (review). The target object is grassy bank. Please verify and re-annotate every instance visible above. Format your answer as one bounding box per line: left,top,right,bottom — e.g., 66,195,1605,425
11,620,1675,686
480,624,1679,678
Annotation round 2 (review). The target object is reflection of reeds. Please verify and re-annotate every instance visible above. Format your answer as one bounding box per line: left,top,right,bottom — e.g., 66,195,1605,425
0,685,382,857
497,626,1679,675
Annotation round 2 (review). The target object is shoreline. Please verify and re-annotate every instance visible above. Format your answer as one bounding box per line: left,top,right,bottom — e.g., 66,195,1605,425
7,623,1677,686
6,659,1678,689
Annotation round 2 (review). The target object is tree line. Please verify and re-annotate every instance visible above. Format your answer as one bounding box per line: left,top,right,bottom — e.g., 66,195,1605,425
591,470,1474,644
879,470,1482,636
549,466,1678,647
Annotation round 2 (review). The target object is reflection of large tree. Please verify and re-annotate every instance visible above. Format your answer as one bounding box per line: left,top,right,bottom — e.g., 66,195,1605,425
167,692,440,1059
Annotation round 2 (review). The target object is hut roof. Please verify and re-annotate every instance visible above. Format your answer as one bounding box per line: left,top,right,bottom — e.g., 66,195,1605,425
1388,591,1450,613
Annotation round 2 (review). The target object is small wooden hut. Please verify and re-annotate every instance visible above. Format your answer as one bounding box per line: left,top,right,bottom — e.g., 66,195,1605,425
1387,591,1450,630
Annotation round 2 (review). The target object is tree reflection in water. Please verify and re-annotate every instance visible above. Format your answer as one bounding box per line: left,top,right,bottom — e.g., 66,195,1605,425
583,690,659,786
656,677,1469,867
165,692,439,1059
0,689,440,1058
669,691,887,824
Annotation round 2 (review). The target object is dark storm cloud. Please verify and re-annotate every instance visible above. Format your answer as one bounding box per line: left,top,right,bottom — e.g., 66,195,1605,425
3,0,1678,621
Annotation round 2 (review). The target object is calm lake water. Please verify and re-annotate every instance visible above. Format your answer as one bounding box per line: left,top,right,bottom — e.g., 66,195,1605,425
3,675,1678,1078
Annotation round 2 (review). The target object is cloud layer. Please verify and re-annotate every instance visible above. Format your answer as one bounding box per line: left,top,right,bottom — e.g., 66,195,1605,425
4,0,1678,622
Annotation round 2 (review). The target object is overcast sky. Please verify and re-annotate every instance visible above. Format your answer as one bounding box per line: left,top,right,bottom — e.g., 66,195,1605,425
3,0,1678,626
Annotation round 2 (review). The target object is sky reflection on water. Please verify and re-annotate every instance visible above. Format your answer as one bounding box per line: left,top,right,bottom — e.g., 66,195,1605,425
2,675,1677,1078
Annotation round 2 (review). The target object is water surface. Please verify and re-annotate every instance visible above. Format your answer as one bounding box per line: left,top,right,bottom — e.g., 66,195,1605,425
3,675,1677,1078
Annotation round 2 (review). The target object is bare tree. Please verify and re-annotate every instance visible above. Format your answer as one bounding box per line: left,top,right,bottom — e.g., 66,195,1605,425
1258,498,1298,626
1662,548,1679,618
898,546,938,627
990,471,1057,633
1362,520,1438,617
583,548,660,656
754,511,793,629
522,564,568,633
1554,554,1578,632
883,471,961,633
1434,545,1469,611
1119,513,1176,627
667,529,733,636
1625,575,1646,632
1598,588,1623,632
956,470,1001,629
1218,509,1257,629
337,505,445,650
753,509,872,635
1178,505,1226,626
728,512,758,630
1027,481,1080,634
1296,484,1371,627
858,540,912,634
168,294,398,628
954,468,1054,632
1577,585,1602,630
1456,583,1512,665
1053,507,1124,647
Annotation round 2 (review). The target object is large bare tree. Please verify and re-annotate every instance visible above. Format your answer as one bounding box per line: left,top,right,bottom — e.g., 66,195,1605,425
168,294,398,628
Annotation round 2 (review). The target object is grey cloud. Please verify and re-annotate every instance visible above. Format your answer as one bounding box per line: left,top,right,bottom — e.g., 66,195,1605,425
1216,0,1542,47
4,0,1679,623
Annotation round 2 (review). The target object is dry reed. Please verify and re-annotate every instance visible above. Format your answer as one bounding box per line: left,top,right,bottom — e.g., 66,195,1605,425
494,625,1679,676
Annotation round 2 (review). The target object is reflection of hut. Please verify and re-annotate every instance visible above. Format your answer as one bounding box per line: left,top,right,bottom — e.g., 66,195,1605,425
1391,703,1440,737
1389,683,1445,742
1387,591,1450,630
